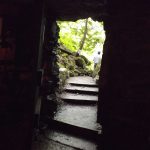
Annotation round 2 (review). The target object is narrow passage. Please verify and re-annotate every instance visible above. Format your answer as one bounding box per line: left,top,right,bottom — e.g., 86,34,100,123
48,76,101,150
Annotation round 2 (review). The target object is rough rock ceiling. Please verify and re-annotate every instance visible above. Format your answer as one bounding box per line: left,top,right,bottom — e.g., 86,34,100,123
1,0,105,21
46,0,105,21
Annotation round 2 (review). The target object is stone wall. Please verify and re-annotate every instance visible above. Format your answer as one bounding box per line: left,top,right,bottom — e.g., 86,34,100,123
40,18,59,121
0,2,45,150
98,1,150,149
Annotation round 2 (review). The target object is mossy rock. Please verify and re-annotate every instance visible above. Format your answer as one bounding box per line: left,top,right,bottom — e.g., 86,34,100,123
69,70,75,77
72,52,78,56
74,69,80,74
62,53,68,57
75,57,86,68
87,69,93,76
57,62,65,68
67,57,76,71
77,67,86,75
87,61,92,66
57,47,94,85
59,69,69,91
80,55,90,64
68,65,75,70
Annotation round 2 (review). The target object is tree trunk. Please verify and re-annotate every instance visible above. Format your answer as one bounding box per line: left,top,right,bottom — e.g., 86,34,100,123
77,18,88,55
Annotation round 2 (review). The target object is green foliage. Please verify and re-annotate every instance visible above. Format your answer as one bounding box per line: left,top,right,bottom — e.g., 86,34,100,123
57,18,105,60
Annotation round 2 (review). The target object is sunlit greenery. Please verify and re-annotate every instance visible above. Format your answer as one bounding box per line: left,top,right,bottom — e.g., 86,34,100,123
57,18,105,61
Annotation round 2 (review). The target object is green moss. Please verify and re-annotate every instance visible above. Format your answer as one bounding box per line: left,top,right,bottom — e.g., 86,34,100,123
80,55,89,64
57,47,94,85
75,57,86,68
59,69,69,92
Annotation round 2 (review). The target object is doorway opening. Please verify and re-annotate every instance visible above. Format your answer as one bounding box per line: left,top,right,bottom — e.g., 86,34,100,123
49,18,105,149
32,17,106,150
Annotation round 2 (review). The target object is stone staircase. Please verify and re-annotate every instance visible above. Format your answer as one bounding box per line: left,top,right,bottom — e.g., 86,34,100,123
47,76,101,150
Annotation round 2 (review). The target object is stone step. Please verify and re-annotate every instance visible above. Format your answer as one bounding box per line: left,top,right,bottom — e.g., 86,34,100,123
64,84,98,95
48,119,99,141
45,129,98,150
60,92,98,104
53,103,99,132
32,133,78,150
43,76,101,150
66,76,97,87
70,82,98,87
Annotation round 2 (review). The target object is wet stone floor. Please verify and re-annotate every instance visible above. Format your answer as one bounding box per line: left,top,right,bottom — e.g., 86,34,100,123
32,134,78,150
32,76,100,150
